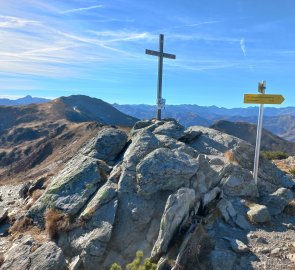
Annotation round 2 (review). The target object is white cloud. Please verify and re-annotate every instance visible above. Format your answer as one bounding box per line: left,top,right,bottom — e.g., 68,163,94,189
60,5,104,14
0,15,39,28
240,38,246,56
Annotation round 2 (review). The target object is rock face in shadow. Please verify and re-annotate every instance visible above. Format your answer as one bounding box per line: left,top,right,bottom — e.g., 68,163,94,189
2,119,294,270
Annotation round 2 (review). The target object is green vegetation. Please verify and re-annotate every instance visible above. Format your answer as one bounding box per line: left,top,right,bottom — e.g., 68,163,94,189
261,151,288,160
289,168,295,176
110,263,122,270
109,251,156,270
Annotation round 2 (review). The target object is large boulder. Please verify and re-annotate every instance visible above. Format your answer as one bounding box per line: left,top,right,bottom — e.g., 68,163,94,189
123,129,160,169
155,135,198,158
152,120,185,140
59,197,118,270
151,188,196,259
247,204,271,223
191,154,222,196
262,188,294,215
28,154,102,224
136,148,199,196
219,164,259,198
0,237,66,270
80,180,117,220
187,126,242,156
80,128,127,161
29,242,67,270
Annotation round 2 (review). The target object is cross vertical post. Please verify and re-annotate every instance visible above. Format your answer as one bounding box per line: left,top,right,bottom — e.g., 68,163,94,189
157,34,164,120
146,34,176,120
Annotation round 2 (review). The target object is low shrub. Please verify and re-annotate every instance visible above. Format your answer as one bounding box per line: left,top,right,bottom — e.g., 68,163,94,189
44,209,70,240
109,251,156,270
110,263,122,270
261,151,288,160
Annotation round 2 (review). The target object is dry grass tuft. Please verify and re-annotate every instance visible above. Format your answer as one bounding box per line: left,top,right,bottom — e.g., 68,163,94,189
224,150,238,164
44,209,71,240
31,189,43,202
0,253,4,266
9,216,34,235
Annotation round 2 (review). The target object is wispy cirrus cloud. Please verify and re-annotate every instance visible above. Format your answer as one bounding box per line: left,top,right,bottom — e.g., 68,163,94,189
240,38,246,56
59,5,104,14
0,15,39,28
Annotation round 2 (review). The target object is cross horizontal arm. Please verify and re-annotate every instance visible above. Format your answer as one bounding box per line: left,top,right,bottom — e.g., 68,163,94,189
145,49,176,59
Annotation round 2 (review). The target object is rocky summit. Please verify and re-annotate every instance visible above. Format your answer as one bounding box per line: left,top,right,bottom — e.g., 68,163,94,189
0,119,295,270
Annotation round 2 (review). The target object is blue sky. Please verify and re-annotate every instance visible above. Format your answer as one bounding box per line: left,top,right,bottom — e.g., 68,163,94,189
0,0,294,107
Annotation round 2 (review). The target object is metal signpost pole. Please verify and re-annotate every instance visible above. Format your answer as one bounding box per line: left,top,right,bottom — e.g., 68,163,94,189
253,81,266,185
244,82,285,185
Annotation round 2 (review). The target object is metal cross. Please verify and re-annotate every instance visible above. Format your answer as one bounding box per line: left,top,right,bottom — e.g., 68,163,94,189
146,34,176,120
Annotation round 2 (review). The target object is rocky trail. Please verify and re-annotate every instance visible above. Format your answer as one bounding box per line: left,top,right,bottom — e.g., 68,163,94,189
0,119,294,270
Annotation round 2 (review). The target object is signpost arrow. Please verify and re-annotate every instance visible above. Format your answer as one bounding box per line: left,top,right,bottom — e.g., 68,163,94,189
244,94,285,104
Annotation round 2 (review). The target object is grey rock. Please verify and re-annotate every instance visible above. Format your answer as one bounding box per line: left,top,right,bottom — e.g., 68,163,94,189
0,237,66,270
28,177,46,196
69,256,82,270
153,120,185,140
235,214,252,230
123,129,160,169
226,238,249,253
80,180,117,220
102,192,159,266
0,237,32,270
217,198,237,223
151,188,196,259
188,126,242,156
270,247,281,256
0,208,8,223
28,154,101,224
262,187,294,215
19,183,30,199
203,187,223,208
29,241,67,270
80,127,127,161
130,120,164,137
132,119,155,131
219,164,259,198
69,199,118,269
210,250,236,270
136,148,198,196
247,204,271,223
191,154,221,195
179,129,202,144
256,237,268,244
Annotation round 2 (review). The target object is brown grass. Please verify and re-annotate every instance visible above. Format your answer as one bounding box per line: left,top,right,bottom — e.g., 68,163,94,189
9,216,34,235
0,253,4,266
31,189,43,202
224,150,238,164
44,209,71,240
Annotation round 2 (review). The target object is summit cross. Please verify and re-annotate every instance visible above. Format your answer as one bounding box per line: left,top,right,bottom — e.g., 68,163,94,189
145,34,176,120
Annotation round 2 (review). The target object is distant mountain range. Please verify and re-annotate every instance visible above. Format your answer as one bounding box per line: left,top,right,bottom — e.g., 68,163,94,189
113,104,295,142
0,95,50,106
1,96,294,142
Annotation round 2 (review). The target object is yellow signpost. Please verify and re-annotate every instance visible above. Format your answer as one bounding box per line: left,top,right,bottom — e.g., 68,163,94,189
244,94,285,104
244,81,285,185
